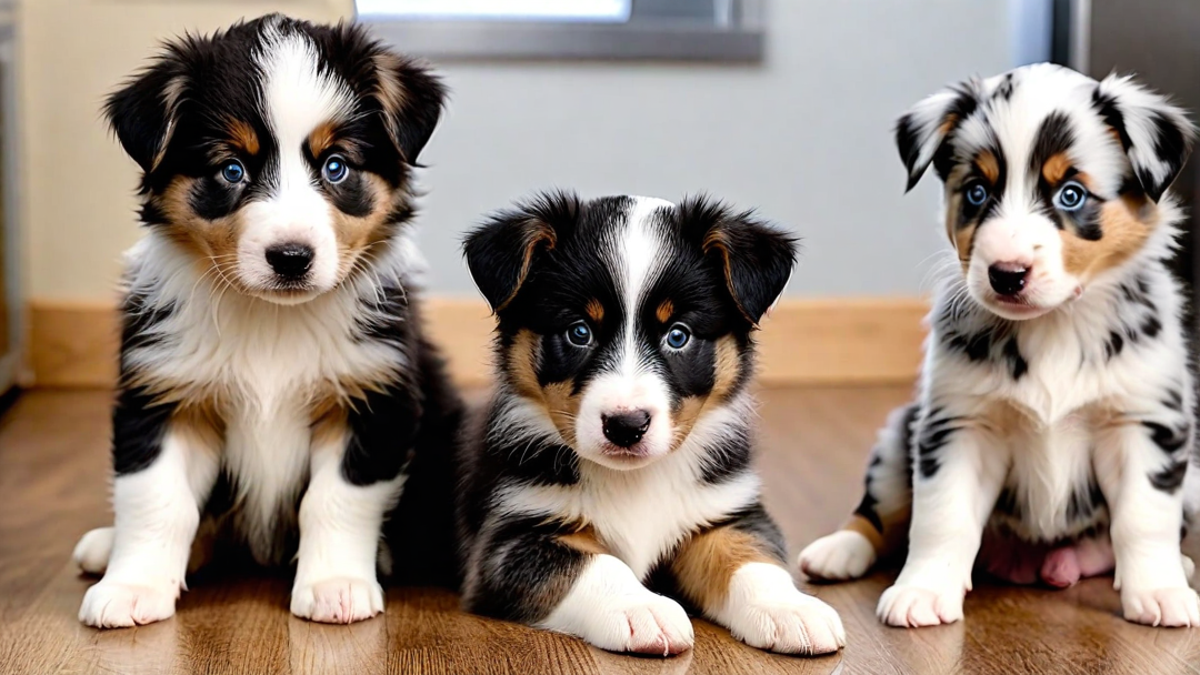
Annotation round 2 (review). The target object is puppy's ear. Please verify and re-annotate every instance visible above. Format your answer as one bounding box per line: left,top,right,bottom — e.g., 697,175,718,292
104,40,193,173
464,191,581,312
681,196,798,327
896,80,983,191
1093,74,1196,202
372,51,446,165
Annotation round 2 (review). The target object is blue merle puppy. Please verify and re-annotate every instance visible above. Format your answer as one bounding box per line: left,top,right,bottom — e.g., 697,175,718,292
800,64,1200,628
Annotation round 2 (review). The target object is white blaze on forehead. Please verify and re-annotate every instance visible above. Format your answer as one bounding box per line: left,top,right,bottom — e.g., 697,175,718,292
256,28,355,190
617,196,673,376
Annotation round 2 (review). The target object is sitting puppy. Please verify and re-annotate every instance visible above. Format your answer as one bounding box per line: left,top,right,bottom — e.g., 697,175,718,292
799,64,1199,628
458,192,845,656
72,15,461,627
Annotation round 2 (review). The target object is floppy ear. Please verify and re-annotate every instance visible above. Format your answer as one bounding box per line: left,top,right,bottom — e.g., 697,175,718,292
1093,73,1196,202
680,196,798,327
463,191,581,312
372,51,447,165
104,41,192,173
895,81,982,191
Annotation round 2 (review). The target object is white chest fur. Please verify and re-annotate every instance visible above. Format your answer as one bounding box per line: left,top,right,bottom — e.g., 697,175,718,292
496,398,761,579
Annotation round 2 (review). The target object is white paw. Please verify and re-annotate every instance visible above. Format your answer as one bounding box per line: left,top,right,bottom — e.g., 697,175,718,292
291,576,384,624
1121,586,1200,627
727,591,845,655
575,593,694,656
73,527,115,576
877,583,964,627
79,580,178,628
798,530,876,581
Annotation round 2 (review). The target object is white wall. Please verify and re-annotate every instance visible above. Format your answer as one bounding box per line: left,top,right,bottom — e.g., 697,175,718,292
412,0,1014,298
21,0,1015,301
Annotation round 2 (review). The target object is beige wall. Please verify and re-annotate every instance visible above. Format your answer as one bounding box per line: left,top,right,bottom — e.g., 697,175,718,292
20,0,352,301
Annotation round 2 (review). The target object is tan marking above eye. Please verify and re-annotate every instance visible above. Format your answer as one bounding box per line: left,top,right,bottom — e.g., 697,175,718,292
975,150,1000,184
1041,152,1072,185
656,299,674,324
586,299,604,323
308,121,338,158
226,119,260,156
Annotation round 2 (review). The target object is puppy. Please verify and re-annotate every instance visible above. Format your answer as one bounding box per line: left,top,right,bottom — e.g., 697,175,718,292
799,64,1200,628
457,192,846,656
71,14,462,627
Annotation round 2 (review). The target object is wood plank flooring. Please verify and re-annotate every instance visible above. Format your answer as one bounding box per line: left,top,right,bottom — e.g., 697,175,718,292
2,387,1199,674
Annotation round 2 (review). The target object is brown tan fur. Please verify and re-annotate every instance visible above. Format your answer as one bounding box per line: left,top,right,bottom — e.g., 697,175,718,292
495,222,557,311
506,329,582,446
1061,196,1158,279
555,523,608,556
669,336,742,450
308,121,337,159
670,526,780,612
330,173,401,281
585,299,605,323
1041,152,1072,185
976,149,1000,184
656,299,674,324
226,119,260,156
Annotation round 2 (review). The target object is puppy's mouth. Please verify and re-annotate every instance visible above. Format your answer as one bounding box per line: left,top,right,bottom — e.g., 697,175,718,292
250,284,324,306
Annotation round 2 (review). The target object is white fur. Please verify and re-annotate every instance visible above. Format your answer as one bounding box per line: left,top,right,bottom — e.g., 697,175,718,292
539,553,694,655
79,427,219,627
798,530,876,581
574,197,677,468
498,393,760,579
290,427,401,623
717,563,845,655
236,26,356,299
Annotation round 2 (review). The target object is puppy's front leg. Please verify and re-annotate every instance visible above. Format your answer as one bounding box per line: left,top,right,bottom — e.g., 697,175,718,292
464,521,694,655
290,411,404,624
878,410,1007,627
1096,418,1199,627
672,504,845,655
79,402,220,628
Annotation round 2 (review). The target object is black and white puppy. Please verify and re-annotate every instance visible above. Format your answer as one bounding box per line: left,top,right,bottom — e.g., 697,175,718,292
800,64,1200,628
71,14,461,627
458,192,845,656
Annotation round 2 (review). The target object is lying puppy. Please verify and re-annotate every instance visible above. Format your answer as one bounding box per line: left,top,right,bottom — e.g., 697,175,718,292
458,191,845,656
72,14,461,627
799,64,1199,627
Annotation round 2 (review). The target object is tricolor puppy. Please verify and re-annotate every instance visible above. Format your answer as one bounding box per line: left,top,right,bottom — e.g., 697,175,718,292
458,192,845,656
72,15,462,627
799,64,1200,628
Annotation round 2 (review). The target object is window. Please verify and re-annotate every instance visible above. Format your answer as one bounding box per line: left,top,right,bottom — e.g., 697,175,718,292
358,0,764,62
356,0,632,23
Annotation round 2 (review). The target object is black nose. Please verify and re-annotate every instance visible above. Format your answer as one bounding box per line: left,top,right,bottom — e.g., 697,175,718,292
988,265,1029,296
266,243,314,281
602,410,651,448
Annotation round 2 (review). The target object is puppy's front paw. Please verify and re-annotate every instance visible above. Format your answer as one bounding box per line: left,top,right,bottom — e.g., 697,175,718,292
79,580,178,628
798,530,876,581
727,590,845,655
580,594,694,656
877,583,964,628
73,527,115,576
1121,586,1200,627
291,576,385,624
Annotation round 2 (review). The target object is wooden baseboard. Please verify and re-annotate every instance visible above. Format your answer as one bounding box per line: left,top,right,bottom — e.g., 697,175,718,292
26,296,927,389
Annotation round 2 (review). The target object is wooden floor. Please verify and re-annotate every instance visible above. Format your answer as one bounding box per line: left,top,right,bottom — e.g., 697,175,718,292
3,387,1200,675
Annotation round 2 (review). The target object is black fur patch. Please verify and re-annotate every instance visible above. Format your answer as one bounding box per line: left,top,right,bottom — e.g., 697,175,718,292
916,408,960,479
1003,337,1027,380
1149,459,1188,494
1143,420,1190,454
111,386,178,475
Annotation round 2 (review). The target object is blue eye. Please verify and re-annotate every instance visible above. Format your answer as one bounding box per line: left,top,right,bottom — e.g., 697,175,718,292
567,321,592,347
323,155,349,183
220,160,245,184
965,182,989,207
1056,181,1088,211
665,325,691,350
